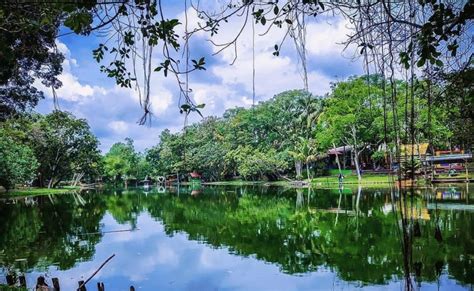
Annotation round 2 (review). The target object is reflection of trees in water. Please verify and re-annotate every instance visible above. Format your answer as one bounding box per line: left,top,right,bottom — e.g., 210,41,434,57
0,194,106,272
0,186,472,288
393,185,474,289
140,185,473,287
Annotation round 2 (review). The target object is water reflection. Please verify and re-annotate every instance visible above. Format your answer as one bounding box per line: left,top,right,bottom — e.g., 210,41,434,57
0,184,473,290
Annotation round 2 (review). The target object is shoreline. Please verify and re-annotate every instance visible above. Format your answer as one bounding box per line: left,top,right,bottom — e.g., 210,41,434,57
1,186,80,197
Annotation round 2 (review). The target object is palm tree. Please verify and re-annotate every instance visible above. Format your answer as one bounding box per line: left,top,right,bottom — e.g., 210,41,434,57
295,91,323,139
289,137,320,180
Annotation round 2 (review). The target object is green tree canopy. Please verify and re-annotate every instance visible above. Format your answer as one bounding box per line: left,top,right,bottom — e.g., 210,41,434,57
0,128,38,190
29,111,101,188
104,138,142,186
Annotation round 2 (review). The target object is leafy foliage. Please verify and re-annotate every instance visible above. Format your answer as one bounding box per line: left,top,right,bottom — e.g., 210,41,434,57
0,128,38,190
0,4,63,120
104,138,151,185
29,111,101,188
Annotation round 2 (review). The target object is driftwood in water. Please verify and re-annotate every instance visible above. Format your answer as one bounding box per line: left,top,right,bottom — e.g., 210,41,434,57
36,276,49,290
77,254,115,291
52,277,60,291
77,228,137,236
78,280,86,291
6,274,14,285
19,275,26,287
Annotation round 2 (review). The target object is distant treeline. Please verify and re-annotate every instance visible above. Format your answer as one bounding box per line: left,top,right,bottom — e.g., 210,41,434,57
136,72,471,182
1,72,472,189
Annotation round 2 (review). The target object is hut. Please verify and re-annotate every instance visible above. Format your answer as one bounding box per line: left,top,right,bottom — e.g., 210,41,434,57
426,149,472,183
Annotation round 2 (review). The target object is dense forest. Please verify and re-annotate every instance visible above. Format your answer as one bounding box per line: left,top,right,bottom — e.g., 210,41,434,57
0,112,101,190
2,71,471,189
142,73,472,182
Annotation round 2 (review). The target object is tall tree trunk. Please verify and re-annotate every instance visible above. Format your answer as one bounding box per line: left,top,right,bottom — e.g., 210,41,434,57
295,160,303,179
306,162,311,180
354,150,362,182
332,143,342,174
73,173,84,187
53,178,62,189
296,189,304,209
350,126,362,182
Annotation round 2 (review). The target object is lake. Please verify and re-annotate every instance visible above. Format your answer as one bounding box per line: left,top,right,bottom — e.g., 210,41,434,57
0,184,473,290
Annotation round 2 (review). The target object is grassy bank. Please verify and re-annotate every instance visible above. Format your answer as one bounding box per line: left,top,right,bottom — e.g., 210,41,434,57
203,180,272,186
203,174,393,188
3,186,79,197
311,174,393,185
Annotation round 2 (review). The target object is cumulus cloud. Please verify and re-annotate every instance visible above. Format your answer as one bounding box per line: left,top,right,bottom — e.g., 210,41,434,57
306,17,353,56
108,120,129,134
36,7,363,153
36,40,106,102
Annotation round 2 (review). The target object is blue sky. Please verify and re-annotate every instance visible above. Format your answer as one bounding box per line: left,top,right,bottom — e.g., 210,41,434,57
36,3,363,153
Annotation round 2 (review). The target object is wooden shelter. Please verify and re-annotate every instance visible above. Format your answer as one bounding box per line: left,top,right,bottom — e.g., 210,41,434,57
426,150,472,183
399,143,430,159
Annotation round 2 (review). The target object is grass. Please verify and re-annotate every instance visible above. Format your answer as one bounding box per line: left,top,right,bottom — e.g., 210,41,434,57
311,174,392,186
203,174,394,188
203,180,270,186
203,180,294,187
3,186,79,197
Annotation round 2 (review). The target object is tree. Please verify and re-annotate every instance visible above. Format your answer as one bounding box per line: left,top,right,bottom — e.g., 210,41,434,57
104,138,139,187
147,130,186,177
182,117,228,181
30,111,101,188
318,76,383,181
289,137,319,180
225,146,287,180
0,128,38,190
433,68,474,150
0,4,63,120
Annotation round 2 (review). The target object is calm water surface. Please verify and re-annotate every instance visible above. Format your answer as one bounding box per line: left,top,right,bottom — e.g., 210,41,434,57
0,184,473,290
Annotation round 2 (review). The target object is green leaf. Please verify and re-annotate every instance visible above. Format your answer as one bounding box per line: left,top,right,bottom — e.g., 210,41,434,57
417,58,426,67
181,104,191,111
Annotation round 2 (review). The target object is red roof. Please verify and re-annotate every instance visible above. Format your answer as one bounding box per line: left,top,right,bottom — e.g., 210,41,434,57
190,171,201,178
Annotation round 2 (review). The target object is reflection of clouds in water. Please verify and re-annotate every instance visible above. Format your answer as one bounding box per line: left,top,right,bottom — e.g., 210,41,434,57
100,213,163,243
22,211,331,290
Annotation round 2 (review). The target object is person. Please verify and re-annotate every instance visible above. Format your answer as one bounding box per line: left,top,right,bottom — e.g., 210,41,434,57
338,173,344,185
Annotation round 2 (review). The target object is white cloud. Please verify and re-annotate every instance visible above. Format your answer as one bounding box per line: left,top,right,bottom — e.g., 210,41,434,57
306,17,353,56
150,91,173,114
108,120,129,134
54,73,103,102
37,41,105,102
194,13,352,101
